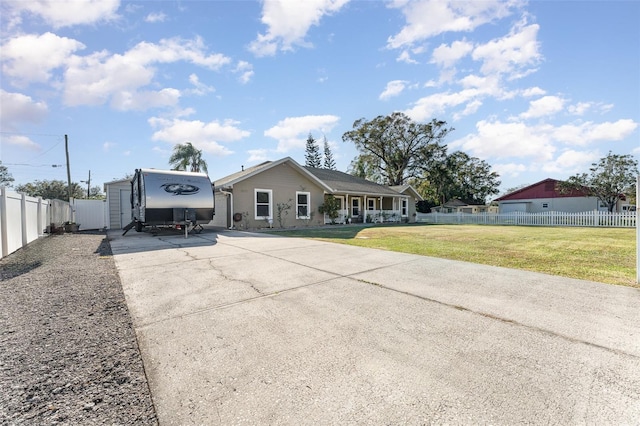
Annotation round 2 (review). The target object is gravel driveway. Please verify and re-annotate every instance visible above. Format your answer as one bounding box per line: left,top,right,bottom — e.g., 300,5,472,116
0,232,157,425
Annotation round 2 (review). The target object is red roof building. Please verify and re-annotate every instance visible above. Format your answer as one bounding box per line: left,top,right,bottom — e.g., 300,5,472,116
494,178,618,213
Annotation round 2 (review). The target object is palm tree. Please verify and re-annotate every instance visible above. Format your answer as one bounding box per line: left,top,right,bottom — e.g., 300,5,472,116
168,142,208,174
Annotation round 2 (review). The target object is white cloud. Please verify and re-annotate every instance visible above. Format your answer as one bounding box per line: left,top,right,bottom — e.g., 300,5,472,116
451,120,557,162
1,32,86,86
541,149,600,174
187,74,215,96
430,39,473,68
396,51,418,64
405,75,507,122
453,99,482,120
451,118,639,166
145,11,167,23
471,19,541,79
379,80,408,100
0,90,48,131
551,119,638,146
492,162,528,178
567,102,593,116
111,88,181,111
103,142,115,152
247,149,270,163
3,134,41,151
404,89,478,121
63,37,231,109
248,0,350,57
519,95,565,119
234,61,254,84
148,117,251,156
521,86,546,97
8,0,120,29
387,0,522,49
264,115,340,152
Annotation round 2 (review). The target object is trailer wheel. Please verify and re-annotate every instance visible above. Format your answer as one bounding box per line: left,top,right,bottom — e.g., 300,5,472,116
135,221,143,232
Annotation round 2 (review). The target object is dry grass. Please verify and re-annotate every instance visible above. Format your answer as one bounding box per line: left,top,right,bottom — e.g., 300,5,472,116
269,224,637,287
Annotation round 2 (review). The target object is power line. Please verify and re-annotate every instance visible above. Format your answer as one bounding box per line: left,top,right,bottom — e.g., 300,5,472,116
0,131,65,137
4,163,64,167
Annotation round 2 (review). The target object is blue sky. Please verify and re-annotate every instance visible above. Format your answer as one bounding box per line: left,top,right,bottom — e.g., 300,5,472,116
1,0,638,195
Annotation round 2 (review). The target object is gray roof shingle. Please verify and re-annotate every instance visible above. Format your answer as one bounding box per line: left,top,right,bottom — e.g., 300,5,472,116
304,167,402,196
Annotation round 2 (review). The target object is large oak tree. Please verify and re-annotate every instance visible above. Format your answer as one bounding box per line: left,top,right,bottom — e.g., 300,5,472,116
343,112,451,185
558,151,638,212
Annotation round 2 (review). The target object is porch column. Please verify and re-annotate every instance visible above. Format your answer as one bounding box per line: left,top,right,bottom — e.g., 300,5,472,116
345,194,349,221
364,196,367,219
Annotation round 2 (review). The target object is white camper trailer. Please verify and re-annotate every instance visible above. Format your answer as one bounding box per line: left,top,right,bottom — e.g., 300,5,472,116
123,168,214,235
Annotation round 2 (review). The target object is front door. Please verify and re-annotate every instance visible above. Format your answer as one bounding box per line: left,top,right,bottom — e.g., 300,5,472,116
119,189,131,228
351,198,361,218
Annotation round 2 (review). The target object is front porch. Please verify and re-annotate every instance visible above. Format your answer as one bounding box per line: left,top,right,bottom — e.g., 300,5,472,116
322,194,409,225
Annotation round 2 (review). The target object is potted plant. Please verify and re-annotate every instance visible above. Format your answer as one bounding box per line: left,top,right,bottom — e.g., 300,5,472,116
63,221,80,233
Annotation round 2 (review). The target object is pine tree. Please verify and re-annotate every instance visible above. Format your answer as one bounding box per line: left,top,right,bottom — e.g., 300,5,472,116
323,137,336,170
304,134,321,168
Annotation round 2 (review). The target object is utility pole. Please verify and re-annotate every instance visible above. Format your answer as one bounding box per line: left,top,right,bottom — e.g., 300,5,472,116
65,134,72,201
81,170,91,198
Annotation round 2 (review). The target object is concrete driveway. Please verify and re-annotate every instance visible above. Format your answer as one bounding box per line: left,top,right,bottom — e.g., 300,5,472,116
109,227,640,425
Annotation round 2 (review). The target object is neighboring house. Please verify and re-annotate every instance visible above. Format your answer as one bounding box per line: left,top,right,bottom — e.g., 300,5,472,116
211,157,421,229
104,178,131,229
494,178,629,213
431,199,498,214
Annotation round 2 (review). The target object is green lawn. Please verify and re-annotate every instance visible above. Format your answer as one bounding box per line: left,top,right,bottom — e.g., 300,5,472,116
267,224,638,287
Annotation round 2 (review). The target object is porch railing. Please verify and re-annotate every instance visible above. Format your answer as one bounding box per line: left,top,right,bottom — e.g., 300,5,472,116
324,209,404,224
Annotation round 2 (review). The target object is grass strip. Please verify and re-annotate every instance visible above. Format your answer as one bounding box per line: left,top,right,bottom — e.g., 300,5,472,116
267,224,637,287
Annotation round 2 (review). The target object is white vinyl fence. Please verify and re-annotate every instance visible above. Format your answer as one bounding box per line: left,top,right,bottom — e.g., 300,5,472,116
416,211,636,228
72,198,108,230
0,187,71,259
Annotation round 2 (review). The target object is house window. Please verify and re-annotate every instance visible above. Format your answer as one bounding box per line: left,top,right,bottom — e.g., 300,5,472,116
255,189,272,219
542,203,549,209
352,198,360,217
296,191,310,219
368,199,375,210
401,199,408,216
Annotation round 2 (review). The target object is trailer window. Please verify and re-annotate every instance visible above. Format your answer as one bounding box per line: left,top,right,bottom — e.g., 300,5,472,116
255,189,272,219
296,191,310,219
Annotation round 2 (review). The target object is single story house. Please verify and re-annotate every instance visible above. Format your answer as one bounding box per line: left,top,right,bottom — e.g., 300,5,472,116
431,199,498,214
211,157,422,229
494,178,629,213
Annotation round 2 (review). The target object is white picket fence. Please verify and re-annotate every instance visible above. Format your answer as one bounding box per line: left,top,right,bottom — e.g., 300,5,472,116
416,211,636,228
